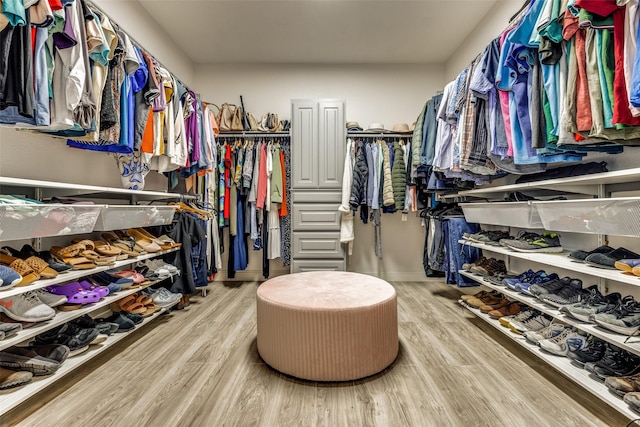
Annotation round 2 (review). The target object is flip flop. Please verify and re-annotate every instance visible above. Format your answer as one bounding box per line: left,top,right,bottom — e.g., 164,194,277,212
113,230,147,253
125,229,162,253
93,240,123,257
81,250,116,266
101,233,143,257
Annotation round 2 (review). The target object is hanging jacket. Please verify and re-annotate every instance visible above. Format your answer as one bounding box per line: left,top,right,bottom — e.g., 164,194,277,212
339,139,355,255
381,141,394,206
349,140,368,214
391,141,406,210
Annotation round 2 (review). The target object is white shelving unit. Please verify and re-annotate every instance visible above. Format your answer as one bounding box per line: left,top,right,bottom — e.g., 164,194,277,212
452,167,640,199
451,167,640,420
0,177,187,416
458,301,639,420
457,240,640,287
0,248,178,299
459,270,640,356
0,176,193,202
0,299,179,416
0,252,178,352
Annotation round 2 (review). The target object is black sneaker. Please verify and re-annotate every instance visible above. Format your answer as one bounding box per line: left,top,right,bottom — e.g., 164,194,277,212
560,289,621,322
34,323,98,356
502,232,563,253
70,314,118,336
591,295,640,335
529,277,580,297
586,345,640,380
567,336,607,367
539,284,597,308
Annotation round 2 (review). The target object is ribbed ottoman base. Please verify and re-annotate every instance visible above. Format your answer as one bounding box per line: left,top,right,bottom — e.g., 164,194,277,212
256,271,398,381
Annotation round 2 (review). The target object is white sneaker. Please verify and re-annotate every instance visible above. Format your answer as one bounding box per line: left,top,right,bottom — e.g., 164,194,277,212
524,323,566,344
509,314,551,333
539,329,586,356
0,293,56,322
31,289,67,308
149,259,178,274
151,288,181,308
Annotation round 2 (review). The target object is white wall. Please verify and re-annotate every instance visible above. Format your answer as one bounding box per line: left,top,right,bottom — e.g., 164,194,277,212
195,63,443,127
445,0,523,81
98,0,194,87
196,63,445,281
0,0,195,190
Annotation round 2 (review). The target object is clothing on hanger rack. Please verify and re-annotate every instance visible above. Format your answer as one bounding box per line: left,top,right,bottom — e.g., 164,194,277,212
87,0,191,92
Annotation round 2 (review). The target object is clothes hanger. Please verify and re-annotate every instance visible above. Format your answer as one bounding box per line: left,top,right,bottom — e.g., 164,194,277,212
169,201,211,219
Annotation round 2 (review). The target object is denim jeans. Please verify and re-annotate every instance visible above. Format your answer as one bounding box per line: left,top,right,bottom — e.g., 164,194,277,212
445,217,480,287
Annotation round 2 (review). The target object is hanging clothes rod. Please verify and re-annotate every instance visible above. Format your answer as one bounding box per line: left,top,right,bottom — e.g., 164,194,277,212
217,132,291,138
86,0,192,93
347,132,413,138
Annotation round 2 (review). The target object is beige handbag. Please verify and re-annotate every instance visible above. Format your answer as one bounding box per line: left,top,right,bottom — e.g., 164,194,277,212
217,103,235,132
247,113,259,131
231,106,244,131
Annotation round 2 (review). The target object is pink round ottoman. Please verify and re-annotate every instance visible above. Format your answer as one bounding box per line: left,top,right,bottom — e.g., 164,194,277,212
256,271,398,381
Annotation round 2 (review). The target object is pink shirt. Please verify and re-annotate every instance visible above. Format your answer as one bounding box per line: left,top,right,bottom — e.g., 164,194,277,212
498,28,514,157
256,143,268,210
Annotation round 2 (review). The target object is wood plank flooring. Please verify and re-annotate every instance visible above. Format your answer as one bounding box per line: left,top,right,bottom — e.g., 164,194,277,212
2,280,631,427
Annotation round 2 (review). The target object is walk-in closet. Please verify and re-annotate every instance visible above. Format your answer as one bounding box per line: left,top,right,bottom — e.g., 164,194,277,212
0,1,638,426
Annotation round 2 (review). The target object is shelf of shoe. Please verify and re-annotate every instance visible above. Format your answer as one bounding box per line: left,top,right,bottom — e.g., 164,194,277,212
458,300,639,420
0,176,196,201
0,273,171,352
458,240,640,287
459,270,640,358
453,167,640,199
0,298,179,417
0,248,179,299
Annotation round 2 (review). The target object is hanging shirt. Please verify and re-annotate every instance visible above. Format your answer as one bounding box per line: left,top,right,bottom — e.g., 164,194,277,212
256,142,268,210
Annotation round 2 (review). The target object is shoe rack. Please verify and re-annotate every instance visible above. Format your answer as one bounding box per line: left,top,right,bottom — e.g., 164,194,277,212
0,177,189,416
451,167,640,420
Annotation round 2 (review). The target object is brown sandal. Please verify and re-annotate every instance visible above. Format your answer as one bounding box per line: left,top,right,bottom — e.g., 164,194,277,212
50,247,97,270
114,295,146,314
22,256,58,279
0,253,40,286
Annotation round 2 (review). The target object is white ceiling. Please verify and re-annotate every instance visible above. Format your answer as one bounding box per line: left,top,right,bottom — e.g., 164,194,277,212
137,0,501,64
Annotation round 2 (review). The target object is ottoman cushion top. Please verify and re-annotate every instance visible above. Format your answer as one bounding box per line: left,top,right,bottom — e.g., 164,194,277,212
257,271,396,310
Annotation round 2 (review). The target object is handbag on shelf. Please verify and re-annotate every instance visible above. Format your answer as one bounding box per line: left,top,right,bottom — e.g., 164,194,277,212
230,105,244,131
217,103,236,132
258,113,281,132
247,112,259,131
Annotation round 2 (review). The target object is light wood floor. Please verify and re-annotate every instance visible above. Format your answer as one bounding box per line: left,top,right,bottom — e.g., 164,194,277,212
3,280,632,427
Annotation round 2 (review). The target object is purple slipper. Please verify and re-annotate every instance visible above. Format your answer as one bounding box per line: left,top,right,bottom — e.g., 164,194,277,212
46,282,101,304
78,280,109,298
